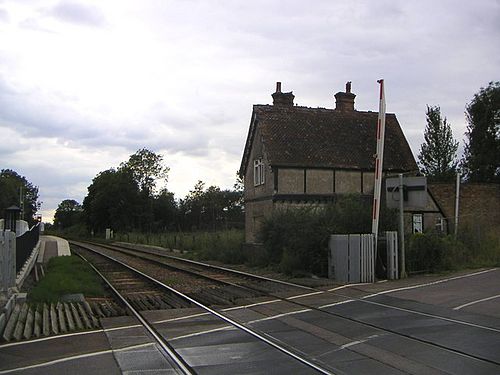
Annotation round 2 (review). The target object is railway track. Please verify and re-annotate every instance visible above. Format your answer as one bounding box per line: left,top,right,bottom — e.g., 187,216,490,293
4,240,497,374
73,241,500,374
70,241,333,374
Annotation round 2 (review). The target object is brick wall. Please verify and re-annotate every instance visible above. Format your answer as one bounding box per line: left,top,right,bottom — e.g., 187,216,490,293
429,183,500,230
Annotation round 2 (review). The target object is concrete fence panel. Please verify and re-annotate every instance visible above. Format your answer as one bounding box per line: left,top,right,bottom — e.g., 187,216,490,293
386,231,399,280
329,234,375,283
0,231,16,292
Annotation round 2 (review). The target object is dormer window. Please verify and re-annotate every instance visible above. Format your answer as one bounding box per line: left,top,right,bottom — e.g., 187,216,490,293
254,158,265,186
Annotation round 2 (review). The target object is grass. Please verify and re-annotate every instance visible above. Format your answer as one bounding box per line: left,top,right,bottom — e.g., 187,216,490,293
28,256,106,302
114,229,245,264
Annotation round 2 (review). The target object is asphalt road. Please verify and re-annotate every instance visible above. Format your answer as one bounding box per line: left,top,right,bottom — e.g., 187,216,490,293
1,267,499,374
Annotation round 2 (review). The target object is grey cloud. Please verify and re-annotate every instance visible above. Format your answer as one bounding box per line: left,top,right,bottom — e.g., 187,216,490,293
0,75,223,160
0,8,8,23
50,1,106,27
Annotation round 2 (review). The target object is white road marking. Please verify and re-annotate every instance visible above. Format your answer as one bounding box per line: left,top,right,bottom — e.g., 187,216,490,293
0,329,104,349
453,294,500,311
357,298,500,333
287,291,324,299
361,268,499,300
223,299,281,311
339,334,381,350
246,309,311,324
328,283,366,292
0,342,155,374
170,325,235,341
319,299,355,309
169,308,312,341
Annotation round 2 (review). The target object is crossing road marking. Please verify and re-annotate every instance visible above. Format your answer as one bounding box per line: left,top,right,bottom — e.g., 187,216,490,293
361,268,498,300
453,294,500,311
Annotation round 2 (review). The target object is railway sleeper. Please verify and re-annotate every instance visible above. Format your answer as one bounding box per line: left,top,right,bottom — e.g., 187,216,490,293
161,292,192,309
224,285,261,298
207,287,239,303
191,290,233,306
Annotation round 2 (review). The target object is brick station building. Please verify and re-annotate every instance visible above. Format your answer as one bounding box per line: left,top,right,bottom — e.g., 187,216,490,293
238,82,419,243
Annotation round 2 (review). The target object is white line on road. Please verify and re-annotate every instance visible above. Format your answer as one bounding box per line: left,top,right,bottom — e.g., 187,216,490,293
453,294,500,311
0,329,104,349
361,268,499,300
0,342,155,374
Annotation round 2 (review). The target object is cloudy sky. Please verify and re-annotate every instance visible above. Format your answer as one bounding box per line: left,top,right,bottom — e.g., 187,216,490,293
1,0,499,222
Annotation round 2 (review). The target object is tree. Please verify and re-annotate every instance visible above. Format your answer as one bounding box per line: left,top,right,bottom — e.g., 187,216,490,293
152,188,178,231
53,199,82,230
82,168,141,232
179,180,244,231
0,169,40,224
120,148,169,195
461,81,500,182
418,106,459,182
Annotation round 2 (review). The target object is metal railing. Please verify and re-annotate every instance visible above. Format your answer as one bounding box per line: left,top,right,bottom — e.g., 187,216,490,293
16,223,40,273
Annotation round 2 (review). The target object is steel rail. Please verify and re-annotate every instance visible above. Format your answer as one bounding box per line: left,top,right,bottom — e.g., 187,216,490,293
74,242,334,375
109,242,500,333
100,242,500,366
75,251,195,375
92,241,315,291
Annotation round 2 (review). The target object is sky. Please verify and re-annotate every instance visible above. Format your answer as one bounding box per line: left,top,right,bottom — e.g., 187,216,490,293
1,0,499,223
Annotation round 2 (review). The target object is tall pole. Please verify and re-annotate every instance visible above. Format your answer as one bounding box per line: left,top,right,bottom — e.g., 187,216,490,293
399,173,406,278
19,186,24,221
454,172,460,238
371,79,387,243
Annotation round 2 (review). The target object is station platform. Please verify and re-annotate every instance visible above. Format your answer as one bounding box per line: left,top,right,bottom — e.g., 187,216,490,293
38,236,71,263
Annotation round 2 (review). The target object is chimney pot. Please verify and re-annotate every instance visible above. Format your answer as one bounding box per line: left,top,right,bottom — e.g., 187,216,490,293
272,82,294,107
334,82,356,111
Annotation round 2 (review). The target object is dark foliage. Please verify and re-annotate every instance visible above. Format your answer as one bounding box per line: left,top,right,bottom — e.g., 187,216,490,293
418,105,458,182
82,168,141,233
178,180,244,231
259,195,397,276
461,81,500,182
0,169,40,225
53,199,82,230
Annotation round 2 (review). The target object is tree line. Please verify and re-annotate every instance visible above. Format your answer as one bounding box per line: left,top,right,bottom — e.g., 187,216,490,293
418,81,500,183
53,148,244,234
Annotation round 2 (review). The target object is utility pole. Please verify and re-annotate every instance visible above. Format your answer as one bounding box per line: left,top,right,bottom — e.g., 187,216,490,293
399,173,406,278
454,172,460,238
19,186,24,221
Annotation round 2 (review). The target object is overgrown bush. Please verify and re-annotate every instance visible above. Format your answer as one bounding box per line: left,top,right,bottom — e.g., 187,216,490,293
407,227,500,273
458,225,500,268
259,195,397,276
115,229,245,264
407,233,467,272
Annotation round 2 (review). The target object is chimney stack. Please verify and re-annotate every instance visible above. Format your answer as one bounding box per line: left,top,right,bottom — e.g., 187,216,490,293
272,82,294,107
334,81,356,111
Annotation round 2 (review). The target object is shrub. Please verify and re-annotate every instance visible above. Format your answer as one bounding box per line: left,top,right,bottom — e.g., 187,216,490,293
259,195,397,276
115,229,245,264
407,233,471,272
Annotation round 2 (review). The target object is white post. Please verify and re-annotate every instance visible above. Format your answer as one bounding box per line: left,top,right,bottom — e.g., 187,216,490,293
454,172,460,238
371,79,387,243
399,173,406,278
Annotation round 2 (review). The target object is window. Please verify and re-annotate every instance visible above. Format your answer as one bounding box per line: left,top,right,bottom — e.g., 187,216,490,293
435,217,445,232
254,158,265,186
412,214,423,233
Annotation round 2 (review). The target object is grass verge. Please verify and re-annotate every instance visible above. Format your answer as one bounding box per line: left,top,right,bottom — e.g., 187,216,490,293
28,256,106,303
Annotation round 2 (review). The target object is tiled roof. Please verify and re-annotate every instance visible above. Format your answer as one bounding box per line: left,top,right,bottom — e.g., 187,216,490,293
239,104,418,176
